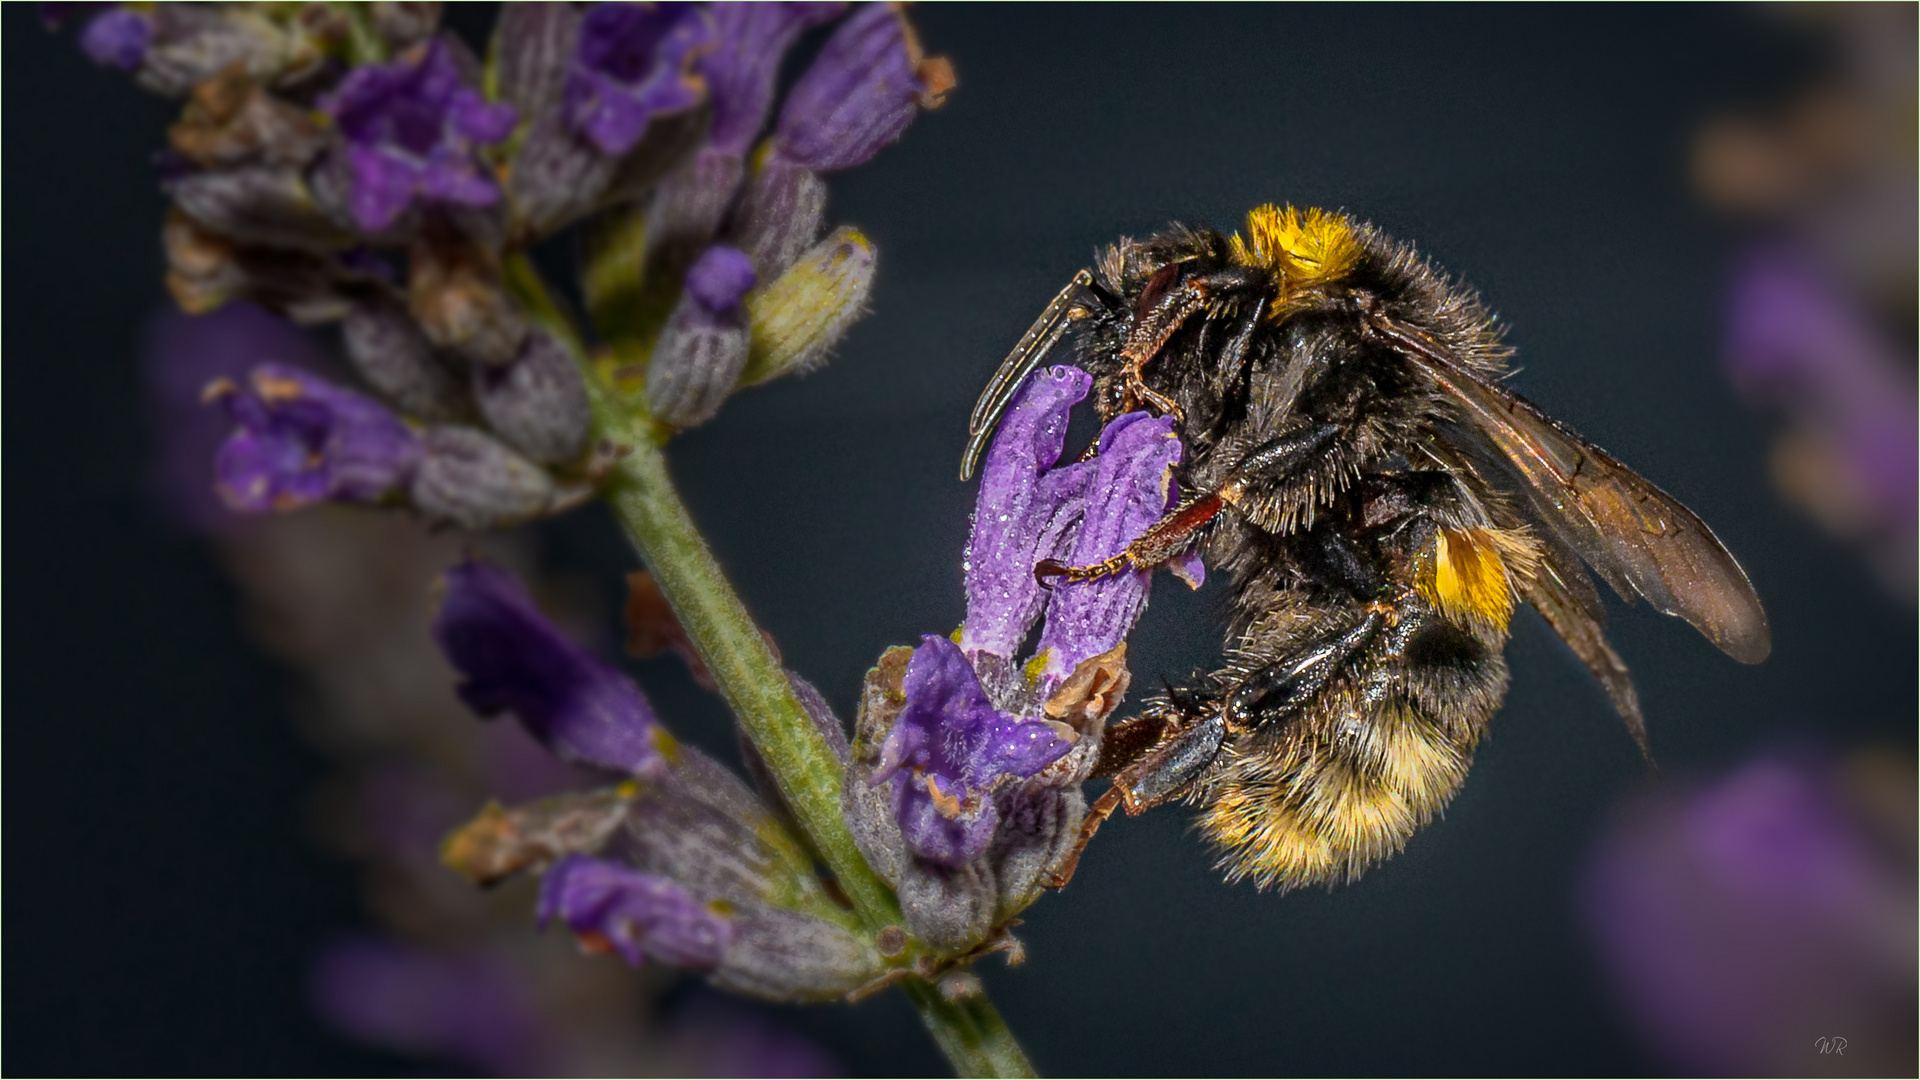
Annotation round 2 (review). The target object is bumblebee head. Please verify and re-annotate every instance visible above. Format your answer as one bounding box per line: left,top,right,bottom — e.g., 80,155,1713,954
1228,204,1360,316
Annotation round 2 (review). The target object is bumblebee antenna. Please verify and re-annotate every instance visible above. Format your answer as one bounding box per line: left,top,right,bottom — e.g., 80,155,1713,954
960,269,1099,480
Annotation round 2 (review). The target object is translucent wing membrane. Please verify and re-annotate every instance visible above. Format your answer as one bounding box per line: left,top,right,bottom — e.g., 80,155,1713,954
1375,315,1772,665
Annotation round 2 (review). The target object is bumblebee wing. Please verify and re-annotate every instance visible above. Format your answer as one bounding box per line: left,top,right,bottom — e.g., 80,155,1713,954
1520,549,1651,758
1380,318,1770,664
961,270,1100,480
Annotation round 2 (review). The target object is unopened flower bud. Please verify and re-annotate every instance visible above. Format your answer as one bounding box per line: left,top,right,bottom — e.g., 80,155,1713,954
167,67,327,170
769,3,952,173
648,147,747,260
342,298,468,420
740,226,874,386
168,166,349,250
163,210,357,323
731,152,828,280
135,5,311,98
409,228,528,367
472,328,590,462
410,425,556,529
647,245,757,428
371,2,443,50
441,787,635,886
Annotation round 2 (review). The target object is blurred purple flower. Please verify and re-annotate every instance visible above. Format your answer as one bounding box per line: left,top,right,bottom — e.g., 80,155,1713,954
323,40,518,232
311,935,548,1075
1582,753,1917,1075
433,558,672,778
564,2,713,157
1723,244,1917,594
142,303,331,532
702,2,845,155
205,363,422,514
668,991,844,1078
770,2,944,172
683,243,759,313
78,7,149,70
537,853,733,969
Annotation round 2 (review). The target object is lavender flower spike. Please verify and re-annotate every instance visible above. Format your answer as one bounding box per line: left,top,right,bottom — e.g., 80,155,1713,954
205,363,422,513
433,559,672,778
771,2,952,173
564,3,714,157
537,854,733,969
323,40,518,233
874,635,1073,867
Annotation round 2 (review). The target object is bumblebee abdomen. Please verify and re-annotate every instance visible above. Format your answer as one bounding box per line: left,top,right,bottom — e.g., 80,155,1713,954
1198,684,1497,892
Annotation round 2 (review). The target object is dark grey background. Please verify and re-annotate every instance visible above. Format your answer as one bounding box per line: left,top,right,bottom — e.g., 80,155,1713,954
9,5,1911,1076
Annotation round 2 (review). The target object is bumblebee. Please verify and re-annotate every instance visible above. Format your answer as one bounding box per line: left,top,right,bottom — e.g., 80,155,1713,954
960,205,1770,891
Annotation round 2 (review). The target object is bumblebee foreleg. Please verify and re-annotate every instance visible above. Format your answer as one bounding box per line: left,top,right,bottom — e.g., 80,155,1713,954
1035,422,1343,586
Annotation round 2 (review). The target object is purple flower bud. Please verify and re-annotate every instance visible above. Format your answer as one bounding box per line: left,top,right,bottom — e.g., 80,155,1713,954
873,635,1073,867
771,3,950,173
205,363,422,513
648,245,758,428
433,559,671,777
471,328,590,463
80,8,151,70
537,854,733,969
564,3,714,157
322,39,518,233
410,425,556,529
702,2,845,155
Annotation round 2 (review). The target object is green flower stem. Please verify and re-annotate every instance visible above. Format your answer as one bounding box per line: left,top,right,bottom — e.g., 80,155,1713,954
904,981,1041,1079
600,440,900,923
504,255,1037,1078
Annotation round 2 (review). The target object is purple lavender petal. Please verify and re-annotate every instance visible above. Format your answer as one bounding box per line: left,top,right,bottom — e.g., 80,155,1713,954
683,244,758,314
878,635,1071,866
323,40,517,232
564,3,713,157
536,854,733,969
702,2,846,155
959,365,1094,660
310,936,548,1074
79,7,150,70
1035,411,1184,680
772,2,926,172
433,559,670,778
208,363,421,513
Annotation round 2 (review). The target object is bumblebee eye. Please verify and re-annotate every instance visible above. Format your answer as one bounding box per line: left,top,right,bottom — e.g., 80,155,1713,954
1135,262,1180,319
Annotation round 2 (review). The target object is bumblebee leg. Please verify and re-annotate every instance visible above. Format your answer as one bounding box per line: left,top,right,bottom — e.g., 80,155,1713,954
1115,280,1209,420
1046,711,1229,890
1223,608,1385,730
1035,422,1343,586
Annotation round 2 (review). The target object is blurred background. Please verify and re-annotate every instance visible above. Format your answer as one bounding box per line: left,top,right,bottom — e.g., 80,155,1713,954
8,4,1914,1076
